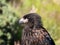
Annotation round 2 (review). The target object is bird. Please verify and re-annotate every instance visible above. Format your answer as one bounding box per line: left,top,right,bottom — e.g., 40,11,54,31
19,13,55,45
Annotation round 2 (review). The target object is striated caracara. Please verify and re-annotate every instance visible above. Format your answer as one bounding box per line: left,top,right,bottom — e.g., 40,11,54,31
19,13,55,45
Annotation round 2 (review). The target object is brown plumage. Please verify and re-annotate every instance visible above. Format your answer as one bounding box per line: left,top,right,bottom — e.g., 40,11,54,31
19,13,55,45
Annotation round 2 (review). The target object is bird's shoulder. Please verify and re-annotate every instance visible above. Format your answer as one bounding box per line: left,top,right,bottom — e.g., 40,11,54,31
32,28,51,40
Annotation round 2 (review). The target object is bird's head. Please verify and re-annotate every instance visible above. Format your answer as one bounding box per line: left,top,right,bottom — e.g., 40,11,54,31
19,13,43,28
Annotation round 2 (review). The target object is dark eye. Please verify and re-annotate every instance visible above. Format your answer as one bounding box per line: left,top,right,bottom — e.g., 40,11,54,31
23,16,26,19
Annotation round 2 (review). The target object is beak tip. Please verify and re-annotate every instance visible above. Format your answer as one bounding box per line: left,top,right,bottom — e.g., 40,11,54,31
19,20,23,24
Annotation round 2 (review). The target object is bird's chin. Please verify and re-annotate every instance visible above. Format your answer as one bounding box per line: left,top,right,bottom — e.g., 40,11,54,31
20,24,26,27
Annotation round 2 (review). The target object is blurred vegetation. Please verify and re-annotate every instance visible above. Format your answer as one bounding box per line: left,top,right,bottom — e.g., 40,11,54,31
0,0,60,45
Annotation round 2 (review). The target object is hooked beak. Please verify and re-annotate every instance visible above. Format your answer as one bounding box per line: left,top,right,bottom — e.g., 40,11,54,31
19,18,28,24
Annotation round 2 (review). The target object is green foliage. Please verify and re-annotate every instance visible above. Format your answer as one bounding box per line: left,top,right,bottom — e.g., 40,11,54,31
0,0,23,45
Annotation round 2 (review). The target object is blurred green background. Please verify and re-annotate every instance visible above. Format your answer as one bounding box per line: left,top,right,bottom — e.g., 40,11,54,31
0,0,60,45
